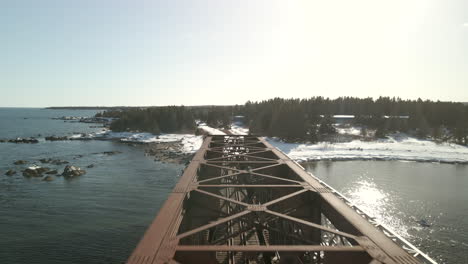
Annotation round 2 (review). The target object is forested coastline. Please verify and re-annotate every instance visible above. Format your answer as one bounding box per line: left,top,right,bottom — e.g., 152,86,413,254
96,97,468,145
244,97,468,144
97,106,196,134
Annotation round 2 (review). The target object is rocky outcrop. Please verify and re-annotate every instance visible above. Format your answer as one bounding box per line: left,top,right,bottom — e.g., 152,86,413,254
39,158,52,163
62,165,86,178
86,164,95,168
8,138,39,144
45,136,69,141
52,116,82,121
5,169,16,176
93,151,122,156
23,166,42,177
45,169,58,175
145,142,193,164
104,151,122,155
22,166,50,177
13,160,28,165
69,134,93,141
36,167,50,174
51,115,114,125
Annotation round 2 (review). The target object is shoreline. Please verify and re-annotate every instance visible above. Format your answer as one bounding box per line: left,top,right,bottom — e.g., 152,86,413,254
266,134,468,165
3,132,468,166
144,141,195,164
3,117,468,166
298,157,468,165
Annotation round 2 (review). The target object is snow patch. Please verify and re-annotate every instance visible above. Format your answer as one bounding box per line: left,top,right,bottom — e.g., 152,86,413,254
266,134,468,164
197,123,226,135
71,130,203,153
336,126,361,136
180,135,204,153
229,122,249,135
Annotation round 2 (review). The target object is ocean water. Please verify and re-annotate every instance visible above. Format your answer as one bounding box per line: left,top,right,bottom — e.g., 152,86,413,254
0,108,182,264
303,160,468,264
0,108,101,138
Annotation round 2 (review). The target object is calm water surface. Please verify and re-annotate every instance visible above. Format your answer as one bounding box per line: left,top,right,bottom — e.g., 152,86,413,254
0,108,101,138
0,108,181,263
303,161,468,264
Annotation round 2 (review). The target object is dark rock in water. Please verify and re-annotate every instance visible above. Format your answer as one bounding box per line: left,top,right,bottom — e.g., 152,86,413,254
101,151,122,155
23,167,42,177
13,160,28,165
146,141,193,165
5,169,16,176
46,169,58,175
39,158,53,164
50,159,69,165
45,136,69,141
73,154,84,159
8,137,39,144
36,167,50,174
69,134,93,141
87,164,95,168
42,175,54,181
62,165,86,178
0,139,5,143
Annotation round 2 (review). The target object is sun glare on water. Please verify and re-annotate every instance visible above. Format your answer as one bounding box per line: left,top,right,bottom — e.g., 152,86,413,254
345,180,411,238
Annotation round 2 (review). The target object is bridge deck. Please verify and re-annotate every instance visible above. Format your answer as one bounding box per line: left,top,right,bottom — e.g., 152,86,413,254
127,135,435,264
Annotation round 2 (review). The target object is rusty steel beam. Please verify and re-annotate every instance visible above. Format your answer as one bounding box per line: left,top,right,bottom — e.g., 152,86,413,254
197,184,304,188
175,245,366,252
176,210,252,240
127,135,431,264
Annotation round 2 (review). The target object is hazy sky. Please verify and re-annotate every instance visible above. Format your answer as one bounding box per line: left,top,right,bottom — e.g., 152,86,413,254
1,0,468,107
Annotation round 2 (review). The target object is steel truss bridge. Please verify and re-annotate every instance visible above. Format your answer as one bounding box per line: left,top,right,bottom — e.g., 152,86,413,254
127,135,437,264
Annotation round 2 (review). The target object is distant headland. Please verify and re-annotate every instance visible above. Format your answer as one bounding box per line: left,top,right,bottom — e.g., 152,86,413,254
45,106,132,110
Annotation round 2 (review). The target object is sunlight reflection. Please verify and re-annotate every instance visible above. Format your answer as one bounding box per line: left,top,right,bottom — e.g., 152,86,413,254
346,180,411,238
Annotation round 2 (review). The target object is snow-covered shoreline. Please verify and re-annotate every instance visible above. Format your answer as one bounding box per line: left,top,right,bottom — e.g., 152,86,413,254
69,125,468,165
197,123,226,135
227,123,468,165
229,122,249,135
71,130,203,154
266,134,468,164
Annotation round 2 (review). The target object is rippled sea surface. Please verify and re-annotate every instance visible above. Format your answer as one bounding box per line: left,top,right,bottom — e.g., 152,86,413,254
303,161,468,264
0,108,181,264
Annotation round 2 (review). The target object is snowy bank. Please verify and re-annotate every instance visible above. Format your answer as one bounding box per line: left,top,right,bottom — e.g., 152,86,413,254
336,126,362,136
71,130,203,154
197,123,226,135
229,122,249,135
267,134,468,164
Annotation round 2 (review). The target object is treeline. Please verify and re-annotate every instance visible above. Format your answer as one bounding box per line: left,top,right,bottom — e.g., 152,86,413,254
96,97,468,145
97,105,243,134
98,106,196,134
243,97,468,144
191,105,243,128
